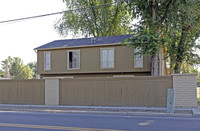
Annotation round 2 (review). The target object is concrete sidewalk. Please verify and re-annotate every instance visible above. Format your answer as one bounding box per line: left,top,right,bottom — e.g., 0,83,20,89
0,104,197,117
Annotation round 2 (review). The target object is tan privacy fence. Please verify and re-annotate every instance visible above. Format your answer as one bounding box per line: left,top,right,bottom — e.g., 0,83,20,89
0,74,197,107
60,76,172,107
0,80,45,105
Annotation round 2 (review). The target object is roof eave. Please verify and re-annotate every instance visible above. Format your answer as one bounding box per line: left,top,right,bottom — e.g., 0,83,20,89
35,43,122,51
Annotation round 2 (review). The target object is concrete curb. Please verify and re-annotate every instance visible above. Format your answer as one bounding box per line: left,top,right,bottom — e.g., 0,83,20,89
0,104,195,117
0,108,193,117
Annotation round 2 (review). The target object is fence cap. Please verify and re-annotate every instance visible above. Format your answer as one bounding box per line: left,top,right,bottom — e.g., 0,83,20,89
171,73,198,76
0,78,11,80
43,76,74,79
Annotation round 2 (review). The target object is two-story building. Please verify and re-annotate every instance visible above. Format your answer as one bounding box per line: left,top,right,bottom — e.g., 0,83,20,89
34,34,167,78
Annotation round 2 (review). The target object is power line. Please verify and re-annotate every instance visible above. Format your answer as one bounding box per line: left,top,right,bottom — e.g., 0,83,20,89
0,0,130,24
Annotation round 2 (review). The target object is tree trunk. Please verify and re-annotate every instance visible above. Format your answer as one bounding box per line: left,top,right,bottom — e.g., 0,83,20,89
151,53,160,76
174,61,181,73
152,0,156,21
169,56,175,74
150,0,160,76
174,27,186,74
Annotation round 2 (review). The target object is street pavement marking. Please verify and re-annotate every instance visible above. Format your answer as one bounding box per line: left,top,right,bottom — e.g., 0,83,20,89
0,123,126,131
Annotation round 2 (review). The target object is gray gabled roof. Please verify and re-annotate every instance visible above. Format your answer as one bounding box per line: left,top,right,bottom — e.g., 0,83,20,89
34,34,133,50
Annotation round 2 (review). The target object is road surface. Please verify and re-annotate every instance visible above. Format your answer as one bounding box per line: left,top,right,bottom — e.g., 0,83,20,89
0,111,199,131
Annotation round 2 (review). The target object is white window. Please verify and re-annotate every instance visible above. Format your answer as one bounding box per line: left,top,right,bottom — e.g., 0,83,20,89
44,52,51,70
134,48,143,68
101,48,114,69
67,50,80,70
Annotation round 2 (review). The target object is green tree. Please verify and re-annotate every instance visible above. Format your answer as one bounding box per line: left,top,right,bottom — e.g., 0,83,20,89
1,56,12,78
19,65,34,79
123,0,200,75
163,1,200,73
27,62,38,78
55,0,133,37
1,56,33,79
0,70,3,78
181,63,198,74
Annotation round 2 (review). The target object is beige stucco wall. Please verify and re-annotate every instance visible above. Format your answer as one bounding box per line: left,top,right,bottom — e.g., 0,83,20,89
37,45,151,76
0,74,197,108
0,80,45,105
60,76,172,107
172,74,198,108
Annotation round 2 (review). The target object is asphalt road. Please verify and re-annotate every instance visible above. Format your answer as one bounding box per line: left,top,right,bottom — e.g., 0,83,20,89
0,111,199,131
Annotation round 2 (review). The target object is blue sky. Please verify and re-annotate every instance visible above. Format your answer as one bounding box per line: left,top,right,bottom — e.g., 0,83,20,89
0,0,67,64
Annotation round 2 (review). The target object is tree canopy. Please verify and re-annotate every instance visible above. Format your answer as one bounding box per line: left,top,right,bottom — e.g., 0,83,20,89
27,61,38,78
1,56,33,79
55,0,133,37
0,70,3,78
123,0,200,74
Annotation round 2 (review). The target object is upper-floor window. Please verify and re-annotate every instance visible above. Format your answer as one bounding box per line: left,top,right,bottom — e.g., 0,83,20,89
100,48,114,69
44,52,51,70
67,50,80,70
134,48,143,68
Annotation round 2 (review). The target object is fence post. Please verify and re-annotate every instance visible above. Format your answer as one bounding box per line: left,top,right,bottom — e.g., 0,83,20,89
172,74,197,108
45,78,59,105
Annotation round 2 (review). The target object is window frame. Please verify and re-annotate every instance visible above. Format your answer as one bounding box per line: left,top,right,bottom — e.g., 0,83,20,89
100,48,115,69
134,48,143,68
67,50,80,70
44,52,51,71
